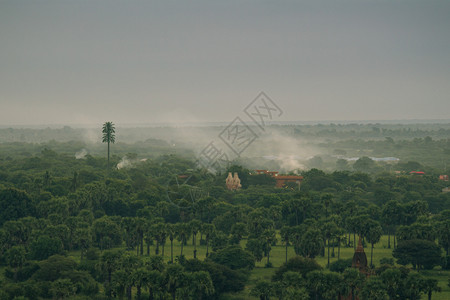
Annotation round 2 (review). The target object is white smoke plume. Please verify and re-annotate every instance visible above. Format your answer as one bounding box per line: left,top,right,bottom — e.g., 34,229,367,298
117,156,133,169
117,156,148,169
75,149,88,159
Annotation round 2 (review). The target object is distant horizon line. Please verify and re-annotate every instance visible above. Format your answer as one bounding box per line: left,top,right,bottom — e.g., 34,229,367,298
1,118,450,129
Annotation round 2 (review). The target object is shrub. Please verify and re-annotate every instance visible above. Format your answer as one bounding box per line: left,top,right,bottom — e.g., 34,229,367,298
207,245,255,270
329,258,352,273
273,256,322,282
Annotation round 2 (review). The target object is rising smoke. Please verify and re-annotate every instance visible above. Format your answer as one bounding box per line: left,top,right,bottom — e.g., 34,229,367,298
75,149,88,159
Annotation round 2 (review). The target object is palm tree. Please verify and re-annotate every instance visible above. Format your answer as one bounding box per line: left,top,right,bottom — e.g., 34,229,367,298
5,246,26,281
262,229,276,266
102,121,115,168
188,271,215,300
151,223,167,255
365,220,383,267
111,270,128,300
132,268,149,300
201,223,215,257
176,223,190,256
190,219,202,259
250,280,274,300
146,270,164,300
343,268,364,300
166,224,176,263
165,264,186,300
99,250,124,298
424,278,441,300
280,226,291,263
134,218,147,256
322,221,338,268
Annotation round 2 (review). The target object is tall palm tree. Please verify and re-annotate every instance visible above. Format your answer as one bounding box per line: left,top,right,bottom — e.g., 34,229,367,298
175,223,190,256
167,224,176,263
201,223,215,257
188,271,215,300
190,219,202,259
102,121,115,168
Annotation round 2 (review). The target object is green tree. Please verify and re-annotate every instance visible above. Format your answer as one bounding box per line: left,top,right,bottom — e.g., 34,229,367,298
353,156,376,173
32,255,77,282
322,221,338,268
436,219,450,255
167,223,176,262
132,268,149,300
423,278,441,300
404,273,426,300
208,245,255,270
134,217,147,256
380,268,403,300
246,238,265,262
29,235,63,260
393,239,442,270
111,270,128,300
0,188,34,226
277,271,309,300
250,280,274,300
74,227,92,260
306,270,343,300
5,246,26,281
99,250,124,298
273,256,322,282
145,270,164,300
201,223,215,257
365,219,383,267
382,200,403,249
360,277,388,300
175,223,190,256
190,219,202,259
102,121,116,169
151,222,167,256
165,264,186,300
230,222,247,244
188,271,215,300
262,229,276,266
92,216,122,250
50,278,76,300
343,268,365,300
280,226,292,263
300,228,323,258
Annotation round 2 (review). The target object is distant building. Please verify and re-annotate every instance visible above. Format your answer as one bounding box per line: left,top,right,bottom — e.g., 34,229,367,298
254,169,303,189
409,171,425,175
442,187,450,193
340,236,369,300
352,236,368,274
226,172,242,191
439,175,449,181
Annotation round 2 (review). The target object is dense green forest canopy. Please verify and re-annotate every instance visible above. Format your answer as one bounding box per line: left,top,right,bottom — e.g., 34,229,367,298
0,123,449,299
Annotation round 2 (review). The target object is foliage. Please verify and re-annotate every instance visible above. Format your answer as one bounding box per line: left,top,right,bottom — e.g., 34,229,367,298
29,235,63,260
0,129,449,299
393,239,442,270
329,258,352,273
0,188,34,226
272,256,322,282
207,245,255,270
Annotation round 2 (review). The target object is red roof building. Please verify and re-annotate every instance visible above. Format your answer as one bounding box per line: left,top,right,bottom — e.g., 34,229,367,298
253,170,303,188
439,175,449,181
409,171,425,175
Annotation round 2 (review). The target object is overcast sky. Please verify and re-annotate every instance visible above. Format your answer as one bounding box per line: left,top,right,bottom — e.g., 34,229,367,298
1,0,449,126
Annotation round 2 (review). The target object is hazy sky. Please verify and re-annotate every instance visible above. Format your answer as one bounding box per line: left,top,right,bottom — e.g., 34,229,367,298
1,0,449,126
